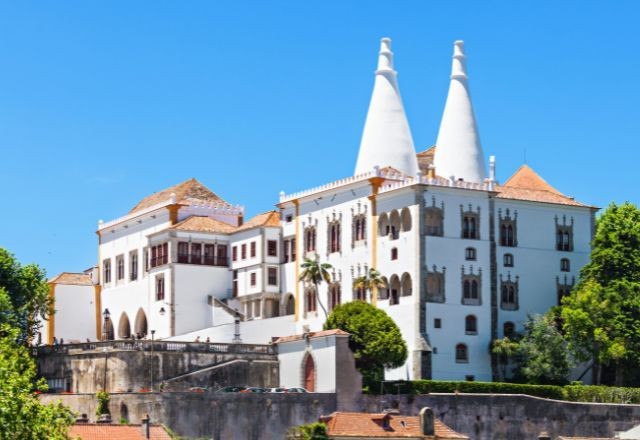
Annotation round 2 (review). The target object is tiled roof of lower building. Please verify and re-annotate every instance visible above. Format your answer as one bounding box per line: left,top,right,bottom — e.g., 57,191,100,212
49,272,93,286
322,411,469,439
234,210,280,232
129,178,230,214
68,424,172,440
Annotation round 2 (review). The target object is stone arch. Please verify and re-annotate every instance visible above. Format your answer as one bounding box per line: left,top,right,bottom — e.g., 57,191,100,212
134,308,148,338
389,210,401,239
301,352,317,392
284,294,295,315
389,274,401,305
400,272,412,297
118,312,131,339
378,212,389,236
400,207,412,232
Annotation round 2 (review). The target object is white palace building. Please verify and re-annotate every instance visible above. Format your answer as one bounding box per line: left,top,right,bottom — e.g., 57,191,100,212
42,39,596,382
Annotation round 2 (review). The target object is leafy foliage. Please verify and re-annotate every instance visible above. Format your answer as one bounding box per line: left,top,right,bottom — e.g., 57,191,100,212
299,257,332,318
491,337,519,381
0,248,51,344
95,391,110,416
561,203,640,385
291,422,328,440
324,301,407,385
0,326,73,439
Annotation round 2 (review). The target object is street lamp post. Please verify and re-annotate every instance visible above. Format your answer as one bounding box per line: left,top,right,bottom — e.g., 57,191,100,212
150,330,155,391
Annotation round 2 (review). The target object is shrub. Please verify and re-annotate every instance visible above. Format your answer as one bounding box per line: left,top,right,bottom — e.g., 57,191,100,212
95,391,110,416
564,385,640,404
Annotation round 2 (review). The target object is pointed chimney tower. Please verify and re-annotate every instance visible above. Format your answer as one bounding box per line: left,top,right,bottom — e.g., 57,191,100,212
354,38,419,177
434,41,487,182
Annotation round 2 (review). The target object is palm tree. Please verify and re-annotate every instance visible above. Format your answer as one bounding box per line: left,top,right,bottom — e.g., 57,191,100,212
353,268,386,304
299,257,333,319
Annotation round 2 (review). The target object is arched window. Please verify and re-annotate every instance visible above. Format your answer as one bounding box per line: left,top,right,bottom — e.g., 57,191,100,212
354,285,367,302
328,221,341,253
455,343,468,363
462,274,481,305
499,210,517,247
304,226,316,253
329,283,341,311
378,213,390,237
561,258,570,272
503,321,515,338
426,269,445,303
465,315,477,334
465,247,476,261
305,286,317,313
389,275,401,305
400,207,412,232
504,253,514,267
401,273,412,297
500,276,519,311
118,312,131,339
471,280,478,299
134,308,147,338
389,210,401,240
353,215,366,243
379,276,389,300
285,294,295,315
303,355,316,392
461,210,480,240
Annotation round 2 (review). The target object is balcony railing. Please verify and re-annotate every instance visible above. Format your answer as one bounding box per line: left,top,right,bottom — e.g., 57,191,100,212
177,255,228,267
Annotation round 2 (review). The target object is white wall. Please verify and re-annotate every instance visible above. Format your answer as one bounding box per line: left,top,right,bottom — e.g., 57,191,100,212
278,335,342,392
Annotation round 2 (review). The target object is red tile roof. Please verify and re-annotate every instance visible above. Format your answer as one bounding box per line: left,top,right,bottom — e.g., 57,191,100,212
129,178,230,214
235,211,280,232
322,411,468,439
49,272,93,286
169,215,237,233
68,424,172,440
272,329,350,344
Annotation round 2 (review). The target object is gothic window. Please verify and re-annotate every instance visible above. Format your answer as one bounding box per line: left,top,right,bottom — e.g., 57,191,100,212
155,275,165,301
329,283,341,311
389,210,401,240
391,247,398,260
389,275,401,305
455,343,468,363
503,321,515,338
461,206,480,240
461,269,482,305
426,267,446,303
304,226,317,253
129,251,138,281
465,315,477,334
425,208,444,237
555,216,574,252
328,221,341,254
400,207,412,232
116,255,125,281
401,273,412,297
465,247,477,261
503,253,514,267
103,259,111,284
305,286,317,313
499,209,518,247
353,215,366,242
561,258,570,272
500,275,519,311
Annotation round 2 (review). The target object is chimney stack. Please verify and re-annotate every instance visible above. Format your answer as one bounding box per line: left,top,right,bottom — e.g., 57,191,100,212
419,407,435,436
141,414,150,439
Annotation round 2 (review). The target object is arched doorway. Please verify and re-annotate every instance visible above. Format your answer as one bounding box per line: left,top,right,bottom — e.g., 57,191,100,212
303,354,316,392
284,294,295,315
118,312,131,339
134,308,148,338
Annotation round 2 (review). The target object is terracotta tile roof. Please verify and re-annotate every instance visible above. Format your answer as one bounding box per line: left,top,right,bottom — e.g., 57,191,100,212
496,165,590,207
49,272,93,286
169,215,237,233
234,211,280,232
129,178,229,214
273,329,350,344
416,146,436,172
322,411,468,439
68,424,172,440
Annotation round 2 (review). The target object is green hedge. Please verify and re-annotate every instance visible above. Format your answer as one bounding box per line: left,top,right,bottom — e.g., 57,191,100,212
376,380,640,404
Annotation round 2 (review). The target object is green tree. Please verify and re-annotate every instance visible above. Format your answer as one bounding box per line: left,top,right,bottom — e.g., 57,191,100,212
299,257,332,319
352,268,386,303
561,203,640,385
324,301,407,386
0,248,51,344
491,337,519,381
512,314,572,385
0,326,73,439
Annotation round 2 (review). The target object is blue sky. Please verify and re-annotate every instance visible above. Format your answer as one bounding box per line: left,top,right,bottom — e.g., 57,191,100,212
1,1,639,277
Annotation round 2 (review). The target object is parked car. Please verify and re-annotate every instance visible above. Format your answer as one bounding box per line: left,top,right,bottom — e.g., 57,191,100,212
286,387,309,393
266,387,288,393
215,386,247,393
240,387,268,393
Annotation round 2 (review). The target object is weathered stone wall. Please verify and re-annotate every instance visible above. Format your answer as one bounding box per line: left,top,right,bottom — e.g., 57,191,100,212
36,342,278,393
41,392,337,440
363,393,640,439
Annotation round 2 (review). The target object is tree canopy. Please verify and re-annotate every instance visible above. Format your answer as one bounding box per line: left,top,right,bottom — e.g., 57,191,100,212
561,203,640,385
324,301,407,385
299,257,332,318
0,248,51,344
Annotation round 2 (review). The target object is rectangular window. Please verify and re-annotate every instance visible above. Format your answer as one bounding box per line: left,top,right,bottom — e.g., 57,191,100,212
191,243,202,264
291,238,296,261
116,255,125,281
150,243,169,268
241,244,247,259
267,267,278,286
204,244,215,265
267,240,278,257
434,318,441,329
283,239,290,263
178,242,189,263
155,275,165,301
391,248,398,260
103,259,111,284
216,245,228,266
129,251,138,281
232,246,237,262
250,241,256,258
285,214,293,223
250,272,257,287
232,270,238,297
